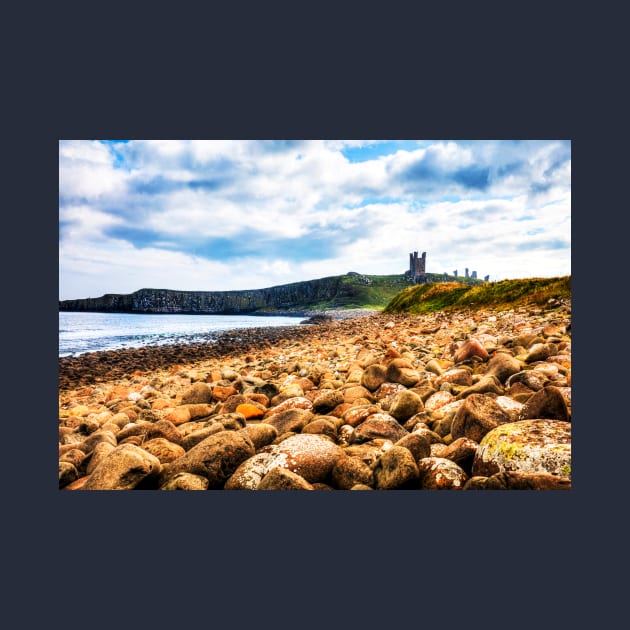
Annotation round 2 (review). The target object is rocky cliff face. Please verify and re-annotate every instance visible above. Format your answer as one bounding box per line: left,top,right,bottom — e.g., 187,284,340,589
59,277,350,314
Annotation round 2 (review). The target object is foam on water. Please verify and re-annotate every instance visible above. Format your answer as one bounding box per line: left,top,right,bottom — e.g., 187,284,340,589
59,311,305,357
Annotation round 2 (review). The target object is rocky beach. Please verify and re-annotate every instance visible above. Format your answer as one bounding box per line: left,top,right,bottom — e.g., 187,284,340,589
59,301,571,490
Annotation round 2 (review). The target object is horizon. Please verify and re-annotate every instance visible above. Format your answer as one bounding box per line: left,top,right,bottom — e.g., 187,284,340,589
59,140,571,301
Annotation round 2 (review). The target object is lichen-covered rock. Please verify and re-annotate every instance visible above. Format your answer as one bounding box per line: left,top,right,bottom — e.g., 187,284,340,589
224,452,281,490
472,419,571,478
83,444,162,490
416,457,469,490
271,434,344,483
160,472,209,490
159,430,255,488
451,393,510,442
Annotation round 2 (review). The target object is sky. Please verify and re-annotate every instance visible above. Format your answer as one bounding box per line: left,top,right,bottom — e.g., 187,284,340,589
59,139,571,301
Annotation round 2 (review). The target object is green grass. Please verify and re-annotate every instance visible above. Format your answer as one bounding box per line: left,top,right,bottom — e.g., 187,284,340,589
383,276,571,314
307,273,412,310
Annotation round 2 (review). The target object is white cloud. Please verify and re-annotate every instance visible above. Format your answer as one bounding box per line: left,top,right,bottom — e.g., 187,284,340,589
59,140,128,199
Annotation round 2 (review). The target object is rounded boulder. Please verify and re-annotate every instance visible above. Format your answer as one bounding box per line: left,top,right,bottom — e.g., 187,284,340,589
159,430,255,488
472,419,571,478
271,434,345,483
83,444,162,490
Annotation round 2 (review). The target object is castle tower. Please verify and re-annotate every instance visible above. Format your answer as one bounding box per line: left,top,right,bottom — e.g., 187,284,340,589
408,251,427,282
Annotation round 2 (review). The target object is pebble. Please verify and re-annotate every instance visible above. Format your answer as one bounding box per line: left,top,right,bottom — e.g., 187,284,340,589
59,302,571,490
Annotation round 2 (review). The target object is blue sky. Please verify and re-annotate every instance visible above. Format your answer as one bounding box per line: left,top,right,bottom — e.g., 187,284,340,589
59,139,571,300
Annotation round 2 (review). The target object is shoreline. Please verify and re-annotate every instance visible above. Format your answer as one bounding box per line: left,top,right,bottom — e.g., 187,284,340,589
59,309,380,390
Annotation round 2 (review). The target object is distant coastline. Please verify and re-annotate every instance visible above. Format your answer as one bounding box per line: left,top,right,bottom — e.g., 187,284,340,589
58,273,412,314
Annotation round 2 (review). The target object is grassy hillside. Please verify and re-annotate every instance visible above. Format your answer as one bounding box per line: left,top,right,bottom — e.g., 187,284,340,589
383,276,571,314
306,271,485,310
308,273,411,310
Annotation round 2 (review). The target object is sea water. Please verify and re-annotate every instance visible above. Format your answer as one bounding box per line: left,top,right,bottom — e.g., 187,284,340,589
59,311,305,357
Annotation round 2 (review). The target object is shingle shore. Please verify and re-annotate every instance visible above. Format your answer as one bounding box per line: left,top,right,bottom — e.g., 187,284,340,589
59,302,571,490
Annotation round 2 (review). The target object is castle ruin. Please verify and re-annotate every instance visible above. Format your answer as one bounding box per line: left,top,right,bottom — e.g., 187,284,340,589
407,251,489,284
407,251,426,283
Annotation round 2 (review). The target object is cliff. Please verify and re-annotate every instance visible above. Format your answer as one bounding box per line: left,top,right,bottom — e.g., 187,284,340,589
58,273,411,314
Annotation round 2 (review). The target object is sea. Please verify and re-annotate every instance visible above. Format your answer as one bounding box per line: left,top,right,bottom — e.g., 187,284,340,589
59,311,305,357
